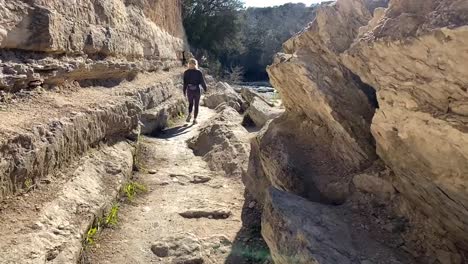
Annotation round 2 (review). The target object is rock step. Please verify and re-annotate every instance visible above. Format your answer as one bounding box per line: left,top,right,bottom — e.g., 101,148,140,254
0,142,133,264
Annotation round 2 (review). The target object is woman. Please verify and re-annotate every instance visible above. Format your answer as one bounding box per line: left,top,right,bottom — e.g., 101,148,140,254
183,58,207,124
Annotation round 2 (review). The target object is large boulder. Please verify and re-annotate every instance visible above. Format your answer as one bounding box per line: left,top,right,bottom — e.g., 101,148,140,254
342,0,468,250
244,98,283,128
262,188,411,264
187,105,250,177
140,98,186,135
245,0,377,205
203,82,245,112
241,87,274,107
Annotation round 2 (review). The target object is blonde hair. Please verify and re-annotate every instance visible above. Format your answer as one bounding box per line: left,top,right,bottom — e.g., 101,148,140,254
188,58,198,69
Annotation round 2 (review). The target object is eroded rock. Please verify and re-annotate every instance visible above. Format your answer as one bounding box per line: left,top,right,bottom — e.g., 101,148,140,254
0,142,133,263
245,0,378,205
342,0,468,251
187,106,250,178
240,88,274,107
0,0,186,92
353,173,396,201
262,187,410,264
244,97,283,128
0,73,184,200
203,82,245,112
179,209,231,219
151,233,232,263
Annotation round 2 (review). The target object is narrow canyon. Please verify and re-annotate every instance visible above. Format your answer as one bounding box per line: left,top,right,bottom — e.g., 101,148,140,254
0,0,467,264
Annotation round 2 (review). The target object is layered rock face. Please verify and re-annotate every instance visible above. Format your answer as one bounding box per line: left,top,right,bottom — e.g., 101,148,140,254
246,0,378,205
0,0,187,199
0,0,186,91
343,0,468,250
0,72,185,200
247,0,468,261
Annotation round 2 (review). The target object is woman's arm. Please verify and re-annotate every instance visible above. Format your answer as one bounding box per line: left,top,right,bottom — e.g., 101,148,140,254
199,71,207,92
183,71,188,96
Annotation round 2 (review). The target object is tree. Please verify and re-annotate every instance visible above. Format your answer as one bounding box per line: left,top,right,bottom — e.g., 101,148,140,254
182,0,244,64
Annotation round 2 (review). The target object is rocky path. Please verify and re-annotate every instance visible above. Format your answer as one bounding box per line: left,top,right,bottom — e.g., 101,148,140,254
86,107,265,264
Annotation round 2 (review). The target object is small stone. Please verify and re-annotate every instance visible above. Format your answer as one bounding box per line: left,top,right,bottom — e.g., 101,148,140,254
31,222,43,230
41,178,52,184
151,243,169,257
191,175,212,184
248,201,256,208
148,169,157,174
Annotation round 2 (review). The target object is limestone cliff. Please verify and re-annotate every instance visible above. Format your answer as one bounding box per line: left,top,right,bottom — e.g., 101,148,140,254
246,0,468,262
0,0,186,91
343,0,468,252
245,0,377,205
0,0,187,199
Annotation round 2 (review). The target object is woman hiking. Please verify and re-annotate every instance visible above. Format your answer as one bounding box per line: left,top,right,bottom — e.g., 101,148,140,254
183,58,207,124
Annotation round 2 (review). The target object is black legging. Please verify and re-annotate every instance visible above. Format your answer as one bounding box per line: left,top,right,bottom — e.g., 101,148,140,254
187,89,201,119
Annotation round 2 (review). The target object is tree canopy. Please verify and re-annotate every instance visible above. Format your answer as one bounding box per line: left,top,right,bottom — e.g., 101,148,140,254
183,0,244,57
182,1,317,81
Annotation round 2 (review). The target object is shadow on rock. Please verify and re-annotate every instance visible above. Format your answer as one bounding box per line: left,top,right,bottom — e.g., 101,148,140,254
156,124,194,139
225,190,271,264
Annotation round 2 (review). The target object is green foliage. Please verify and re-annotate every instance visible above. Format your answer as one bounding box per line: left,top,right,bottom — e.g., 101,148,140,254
183,1,317,81
86,226,99,245
183,0,244,56
24,178,33,190
104,204,119,227
84,203,120,246
122,181,148,201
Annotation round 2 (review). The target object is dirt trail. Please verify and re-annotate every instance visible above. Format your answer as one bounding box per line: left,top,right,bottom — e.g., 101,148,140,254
86,107,266,264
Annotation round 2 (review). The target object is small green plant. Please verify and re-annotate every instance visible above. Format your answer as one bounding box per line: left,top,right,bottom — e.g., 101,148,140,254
177,111,185,119
24,178,33,190
122,181,148,201
104,204,120,227
85,226,99,245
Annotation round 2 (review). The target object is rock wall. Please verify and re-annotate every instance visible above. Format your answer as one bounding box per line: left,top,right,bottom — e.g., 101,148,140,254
246,0,468,261
0,71,185,200
245,0,378,205
0,0,186,91
343,0,468,251
0,0,187,198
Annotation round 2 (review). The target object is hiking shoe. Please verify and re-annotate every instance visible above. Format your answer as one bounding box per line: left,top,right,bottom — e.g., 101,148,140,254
193,119,198,124
186,115,191,123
